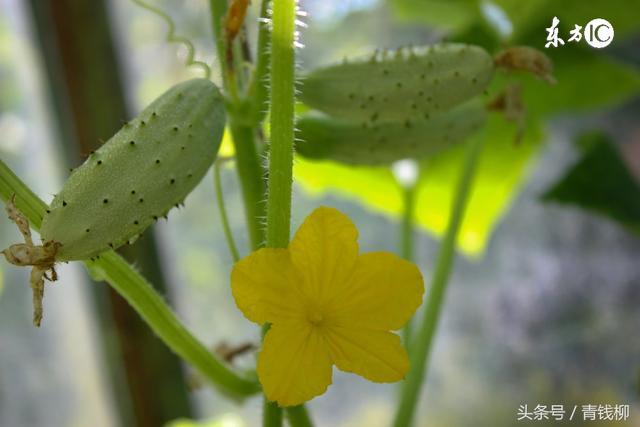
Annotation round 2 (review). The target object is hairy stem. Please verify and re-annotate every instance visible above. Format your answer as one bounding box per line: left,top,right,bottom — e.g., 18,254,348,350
266,0,296,249
247,0,271,124
229,122,266,250
0,159,260,399
393,134,486,427
261,0,297,425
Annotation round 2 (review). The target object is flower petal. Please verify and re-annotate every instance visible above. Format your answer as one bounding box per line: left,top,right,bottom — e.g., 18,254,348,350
258,322,333,406
325,325,409,382
327,252,424,330
231,248,305,324
289,206,359,303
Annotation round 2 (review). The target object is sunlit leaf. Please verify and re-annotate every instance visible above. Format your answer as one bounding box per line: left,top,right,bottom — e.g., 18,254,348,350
543,132,640,234
294,158,403,216
295,116,543,256
220,127,235,157
415,116,542,255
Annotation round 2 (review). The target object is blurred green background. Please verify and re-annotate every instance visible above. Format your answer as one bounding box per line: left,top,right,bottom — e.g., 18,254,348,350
0,0,639,426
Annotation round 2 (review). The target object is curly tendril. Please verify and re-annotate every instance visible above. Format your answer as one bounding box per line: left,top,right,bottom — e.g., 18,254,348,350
131,0,212,78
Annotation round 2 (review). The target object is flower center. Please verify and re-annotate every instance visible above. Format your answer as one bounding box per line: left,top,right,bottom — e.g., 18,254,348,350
307,310,324,326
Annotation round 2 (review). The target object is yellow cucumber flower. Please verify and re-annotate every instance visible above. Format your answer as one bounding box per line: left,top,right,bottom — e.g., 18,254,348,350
231,206,424,406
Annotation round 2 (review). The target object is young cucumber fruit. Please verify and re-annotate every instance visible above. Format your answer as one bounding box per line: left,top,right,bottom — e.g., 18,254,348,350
40,78,225,261
299,43,494,123
296,99,487,165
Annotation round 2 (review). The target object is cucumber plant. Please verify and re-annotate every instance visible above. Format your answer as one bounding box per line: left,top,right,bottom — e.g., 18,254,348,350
0,2,557,427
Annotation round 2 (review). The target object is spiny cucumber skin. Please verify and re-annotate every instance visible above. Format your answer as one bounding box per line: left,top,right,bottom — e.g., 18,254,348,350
40,79,225,261
296,99,487,165
300,43,493,122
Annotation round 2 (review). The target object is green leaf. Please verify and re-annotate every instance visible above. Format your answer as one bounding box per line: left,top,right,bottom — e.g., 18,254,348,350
543,132,640,234
490,50,640,118
295,115,543,256
487,0,546,41
390,0,640,43
389,0,480,33
493,0,640,42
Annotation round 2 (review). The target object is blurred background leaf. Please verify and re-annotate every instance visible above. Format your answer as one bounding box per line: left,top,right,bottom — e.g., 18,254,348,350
543,132,640,235
489,51,640,118
389,0,480,34
493,0,640,43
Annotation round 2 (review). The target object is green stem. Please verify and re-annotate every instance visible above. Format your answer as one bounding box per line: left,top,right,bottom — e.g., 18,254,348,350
246,0,271,124
0,161,47,229
286,405,314,427
208,0,229,86
266,0,296,250
393,134,486,427
209,0,266,251
0,159,260,399
261,0,296,425
229,122,266,250
400,186,416,262
400,184,416,350
263,401,283,427
89,252,259,399
214,161,240,262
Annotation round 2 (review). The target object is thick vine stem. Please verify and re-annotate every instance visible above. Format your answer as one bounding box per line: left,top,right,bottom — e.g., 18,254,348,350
393,133,486,427
210,0,312,424
0,159,260,399
266,0,296,250
261,0,297,425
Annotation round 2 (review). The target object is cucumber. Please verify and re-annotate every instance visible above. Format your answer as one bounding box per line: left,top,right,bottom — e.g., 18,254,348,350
40,78,225,261
296,99,487,165
300,43,494,123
